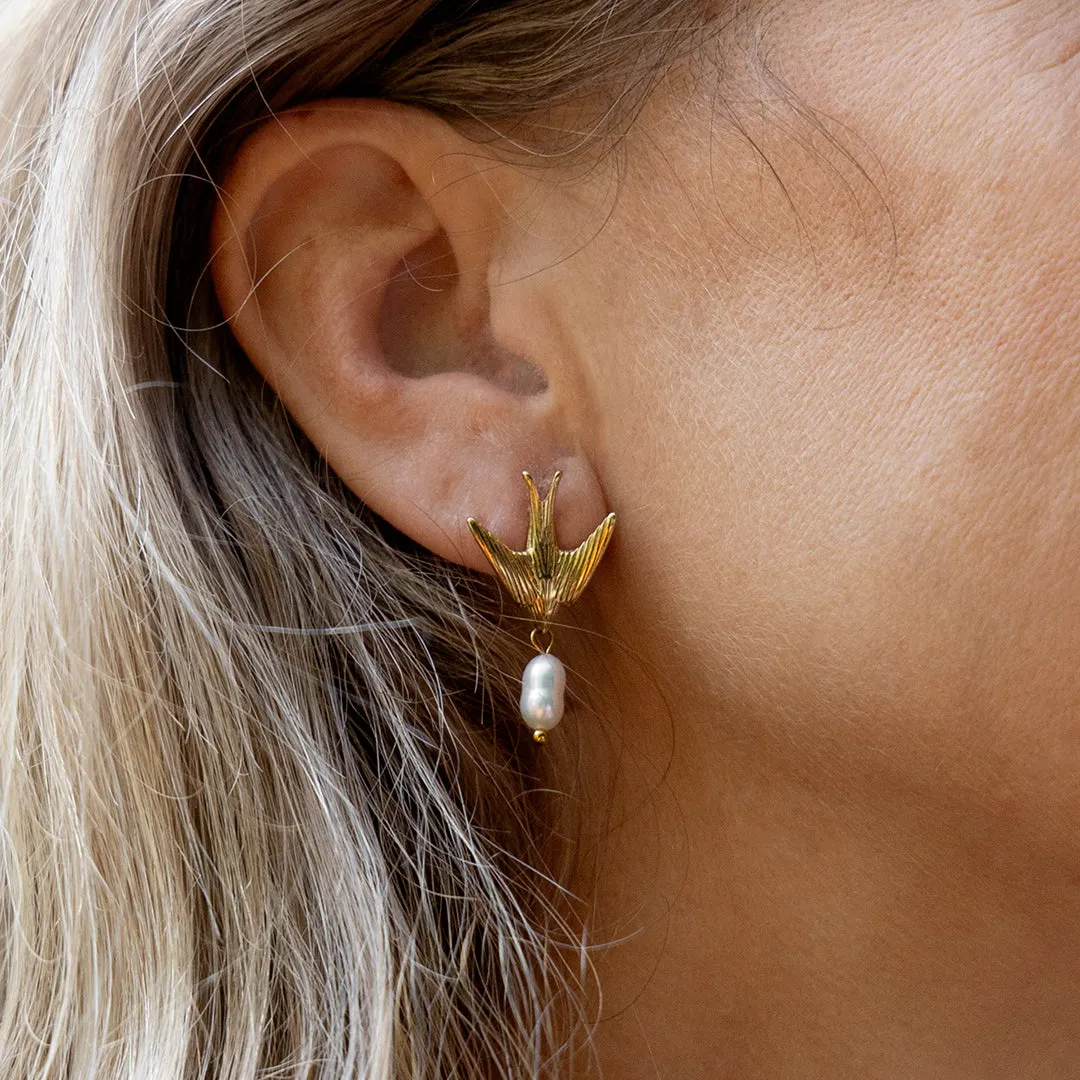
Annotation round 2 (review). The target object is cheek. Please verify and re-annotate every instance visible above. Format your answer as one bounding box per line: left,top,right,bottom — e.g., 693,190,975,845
569,61,1080,836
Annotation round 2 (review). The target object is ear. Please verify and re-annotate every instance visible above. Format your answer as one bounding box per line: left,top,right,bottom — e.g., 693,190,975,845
210,98,609,572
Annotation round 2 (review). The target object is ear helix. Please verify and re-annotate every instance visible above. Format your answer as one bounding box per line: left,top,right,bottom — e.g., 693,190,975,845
467,471,615,742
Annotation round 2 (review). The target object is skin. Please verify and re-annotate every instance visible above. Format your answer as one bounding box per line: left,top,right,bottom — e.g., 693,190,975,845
212,1,1080,1075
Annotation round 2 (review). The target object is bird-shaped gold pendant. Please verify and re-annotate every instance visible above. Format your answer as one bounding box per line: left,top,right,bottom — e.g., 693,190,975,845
467,471,615,624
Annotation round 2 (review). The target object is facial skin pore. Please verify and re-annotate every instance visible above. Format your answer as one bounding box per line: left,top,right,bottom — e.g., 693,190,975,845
212,1,1080,1075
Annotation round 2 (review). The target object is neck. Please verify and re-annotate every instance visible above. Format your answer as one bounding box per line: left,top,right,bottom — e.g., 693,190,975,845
554,613,1080,1079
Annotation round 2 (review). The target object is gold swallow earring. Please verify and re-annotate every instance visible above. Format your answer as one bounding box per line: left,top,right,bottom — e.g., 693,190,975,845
468,471,615,743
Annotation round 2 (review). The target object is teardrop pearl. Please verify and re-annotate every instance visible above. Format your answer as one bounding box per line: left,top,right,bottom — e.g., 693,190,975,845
520,652,566,739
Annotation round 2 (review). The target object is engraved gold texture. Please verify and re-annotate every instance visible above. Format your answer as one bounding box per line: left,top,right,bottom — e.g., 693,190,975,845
467,471,615,623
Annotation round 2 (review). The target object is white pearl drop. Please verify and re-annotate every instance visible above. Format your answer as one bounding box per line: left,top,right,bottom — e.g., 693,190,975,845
519,652,566,734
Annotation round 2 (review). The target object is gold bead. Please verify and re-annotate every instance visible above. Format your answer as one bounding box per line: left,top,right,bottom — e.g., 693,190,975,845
532,730,547,744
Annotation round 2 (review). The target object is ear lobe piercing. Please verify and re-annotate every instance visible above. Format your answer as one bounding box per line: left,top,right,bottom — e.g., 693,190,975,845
467,471,615,743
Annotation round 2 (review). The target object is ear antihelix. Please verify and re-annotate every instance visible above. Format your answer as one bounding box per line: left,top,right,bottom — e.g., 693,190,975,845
467,470,615,743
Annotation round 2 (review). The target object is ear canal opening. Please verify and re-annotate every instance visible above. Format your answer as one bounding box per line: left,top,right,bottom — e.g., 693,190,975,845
377,230,548,395
470,334,549,395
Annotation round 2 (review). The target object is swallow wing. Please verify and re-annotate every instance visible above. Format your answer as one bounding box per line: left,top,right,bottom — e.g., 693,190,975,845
467,518,540,610
553,512,616,607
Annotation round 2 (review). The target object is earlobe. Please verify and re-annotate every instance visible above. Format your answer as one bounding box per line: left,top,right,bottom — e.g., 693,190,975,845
209,99,611,572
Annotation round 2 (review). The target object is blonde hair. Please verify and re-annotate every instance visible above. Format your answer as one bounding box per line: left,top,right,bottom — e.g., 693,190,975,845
0,1,702,1076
